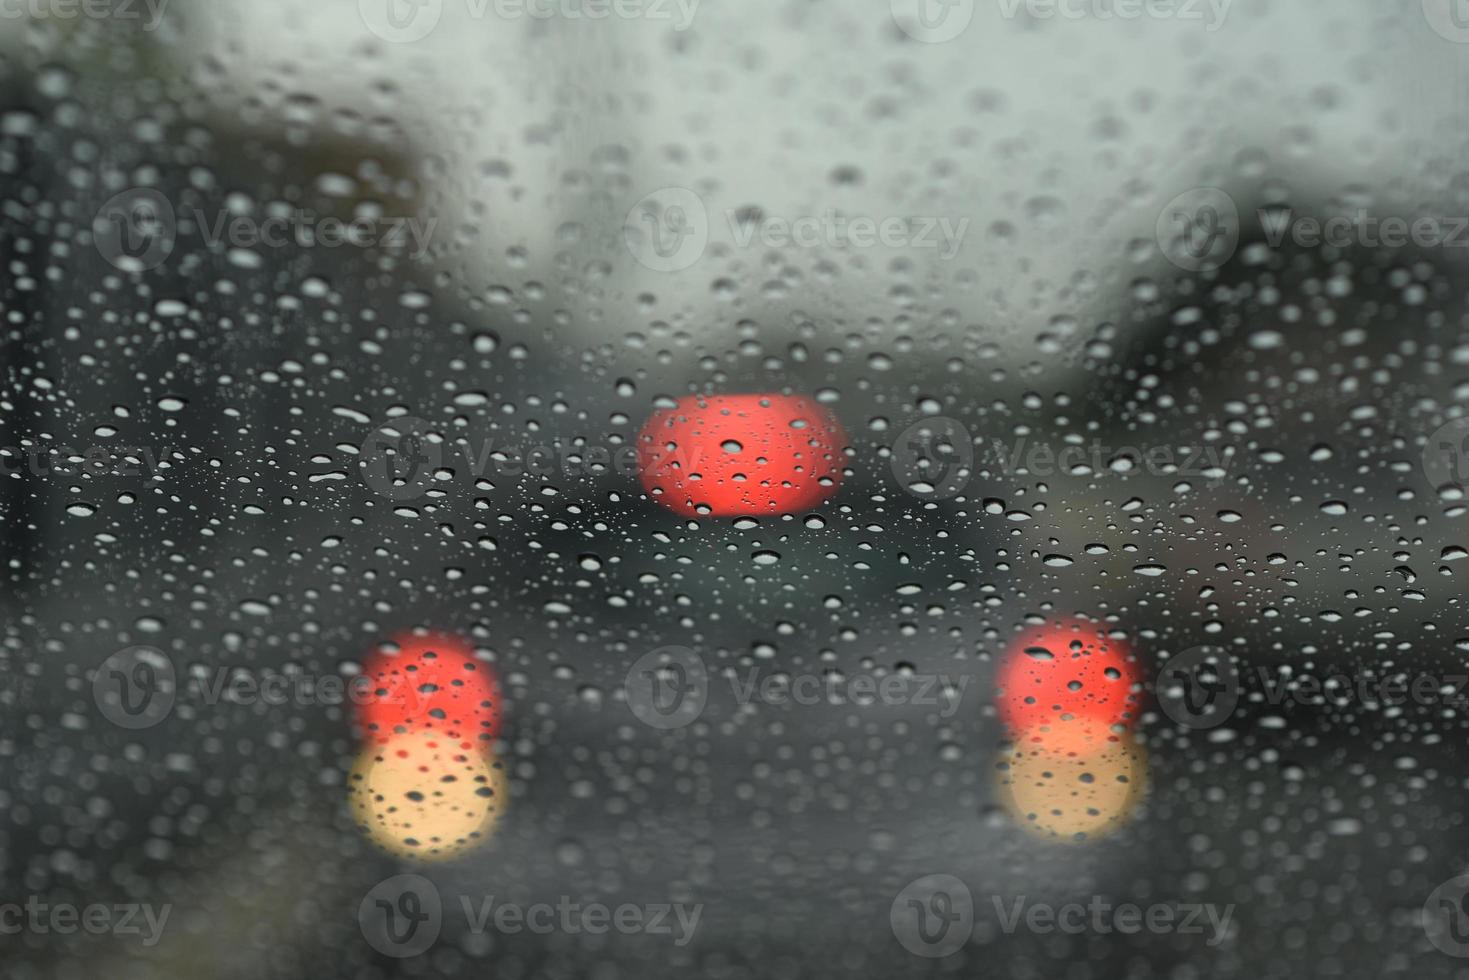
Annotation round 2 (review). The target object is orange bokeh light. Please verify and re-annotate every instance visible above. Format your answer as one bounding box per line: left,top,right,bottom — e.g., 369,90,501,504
636,394,847,517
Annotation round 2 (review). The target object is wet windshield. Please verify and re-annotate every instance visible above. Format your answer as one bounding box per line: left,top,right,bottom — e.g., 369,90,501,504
5,2,1469,977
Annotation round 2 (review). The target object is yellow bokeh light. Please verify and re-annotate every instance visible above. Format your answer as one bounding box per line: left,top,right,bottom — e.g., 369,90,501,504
996,735,1148,842
348,731,509,860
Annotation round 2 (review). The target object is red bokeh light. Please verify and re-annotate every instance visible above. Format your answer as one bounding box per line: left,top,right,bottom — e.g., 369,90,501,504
355,631,502,752
996,617,1140,740
636,393,847,517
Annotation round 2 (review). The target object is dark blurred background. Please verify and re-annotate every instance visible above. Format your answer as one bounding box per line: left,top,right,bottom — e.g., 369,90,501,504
4,3,1469,978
